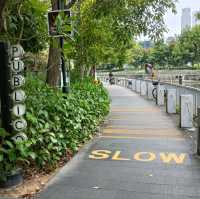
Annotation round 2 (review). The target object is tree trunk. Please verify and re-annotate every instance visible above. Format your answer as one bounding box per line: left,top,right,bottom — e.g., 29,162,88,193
0,0,7,33
46,0,61,87
46,38,61,87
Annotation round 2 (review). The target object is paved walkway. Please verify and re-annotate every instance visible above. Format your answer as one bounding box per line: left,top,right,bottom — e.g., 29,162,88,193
41,85,200,199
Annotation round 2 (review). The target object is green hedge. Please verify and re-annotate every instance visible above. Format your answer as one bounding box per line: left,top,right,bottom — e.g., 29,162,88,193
0,76,110,177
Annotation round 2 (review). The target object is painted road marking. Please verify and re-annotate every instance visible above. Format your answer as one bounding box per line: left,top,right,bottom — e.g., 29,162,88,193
134,152,156,162
103,128,182,136
100,136,185,141
112,108,160,113
112,151,131,161
89,150,187,164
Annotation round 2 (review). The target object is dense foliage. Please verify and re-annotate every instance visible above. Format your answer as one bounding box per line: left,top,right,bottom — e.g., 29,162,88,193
132,25,200,70
69,0,176,78
1,0,48,53
0,76,110,179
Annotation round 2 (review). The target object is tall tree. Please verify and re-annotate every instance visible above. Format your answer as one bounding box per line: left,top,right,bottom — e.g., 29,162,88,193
46,0,61,87
46,0,78,87
0,0,7,34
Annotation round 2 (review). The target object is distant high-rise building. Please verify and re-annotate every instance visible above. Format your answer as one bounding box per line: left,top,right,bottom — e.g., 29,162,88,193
192,11,200,26
142,40,153,49
181,8,191,32
166,36,175,44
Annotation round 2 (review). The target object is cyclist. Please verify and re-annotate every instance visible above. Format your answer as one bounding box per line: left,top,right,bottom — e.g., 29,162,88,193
108,71,115,85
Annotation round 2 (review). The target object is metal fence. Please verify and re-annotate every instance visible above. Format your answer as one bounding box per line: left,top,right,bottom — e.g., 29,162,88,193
99,76,200,116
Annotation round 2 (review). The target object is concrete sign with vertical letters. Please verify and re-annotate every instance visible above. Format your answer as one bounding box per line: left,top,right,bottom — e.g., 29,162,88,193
10,45,27,138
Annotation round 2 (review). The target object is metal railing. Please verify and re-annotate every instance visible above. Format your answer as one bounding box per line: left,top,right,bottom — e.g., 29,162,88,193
99,76,200,116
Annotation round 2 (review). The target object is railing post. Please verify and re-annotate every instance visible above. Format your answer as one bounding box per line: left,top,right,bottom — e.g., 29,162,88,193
147,82,153,99
156,85,165,106
179,75,183,85
136,80,141,93
166,89,176,114
141,81,147,96
180,95,193,128
132,79,136,91
197,107,200,155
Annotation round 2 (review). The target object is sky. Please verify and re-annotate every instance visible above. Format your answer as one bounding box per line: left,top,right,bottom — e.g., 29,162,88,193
164,0,200,38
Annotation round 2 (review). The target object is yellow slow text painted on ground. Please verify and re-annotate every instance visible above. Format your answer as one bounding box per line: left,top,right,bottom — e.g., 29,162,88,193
88,150,187,164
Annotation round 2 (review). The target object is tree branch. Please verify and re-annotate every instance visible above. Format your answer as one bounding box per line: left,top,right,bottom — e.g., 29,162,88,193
65,0,77,9
0,0,7,33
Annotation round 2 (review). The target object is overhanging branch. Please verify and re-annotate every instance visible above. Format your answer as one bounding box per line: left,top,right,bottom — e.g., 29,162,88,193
0,0,7,33
65,0,77,9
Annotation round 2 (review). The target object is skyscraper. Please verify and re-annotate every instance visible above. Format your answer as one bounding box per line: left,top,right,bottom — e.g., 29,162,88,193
181,8,191,32
192,11,200,26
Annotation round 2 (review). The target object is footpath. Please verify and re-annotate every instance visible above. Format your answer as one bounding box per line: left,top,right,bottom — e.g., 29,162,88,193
40,84,200,199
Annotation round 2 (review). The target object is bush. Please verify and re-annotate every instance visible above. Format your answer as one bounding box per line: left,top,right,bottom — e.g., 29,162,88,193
0,76,110,177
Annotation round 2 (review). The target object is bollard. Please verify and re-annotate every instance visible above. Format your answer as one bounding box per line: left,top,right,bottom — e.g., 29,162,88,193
166,89,176,114
136,80,141,93
141,81,147,96
123,78,125,87
197,107,200,155
132,79,136,91
118,78,121,86
147,83,154,99
180,95,193,128
156,85,165,106
179,75,183,85
128,79,132,89
126,79,129,88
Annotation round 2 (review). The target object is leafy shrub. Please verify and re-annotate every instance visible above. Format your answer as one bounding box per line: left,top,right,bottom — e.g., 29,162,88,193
0,76,110,176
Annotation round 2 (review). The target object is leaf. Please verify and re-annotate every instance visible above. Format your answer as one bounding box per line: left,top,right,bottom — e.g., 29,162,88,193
0,128,8,137
5,140,14,149
0,154,3,162
28,152,37,160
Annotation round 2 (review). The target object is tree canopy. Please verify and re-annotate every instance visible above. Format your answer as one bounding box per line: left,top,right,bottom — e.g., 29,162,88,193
0,0,177,82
